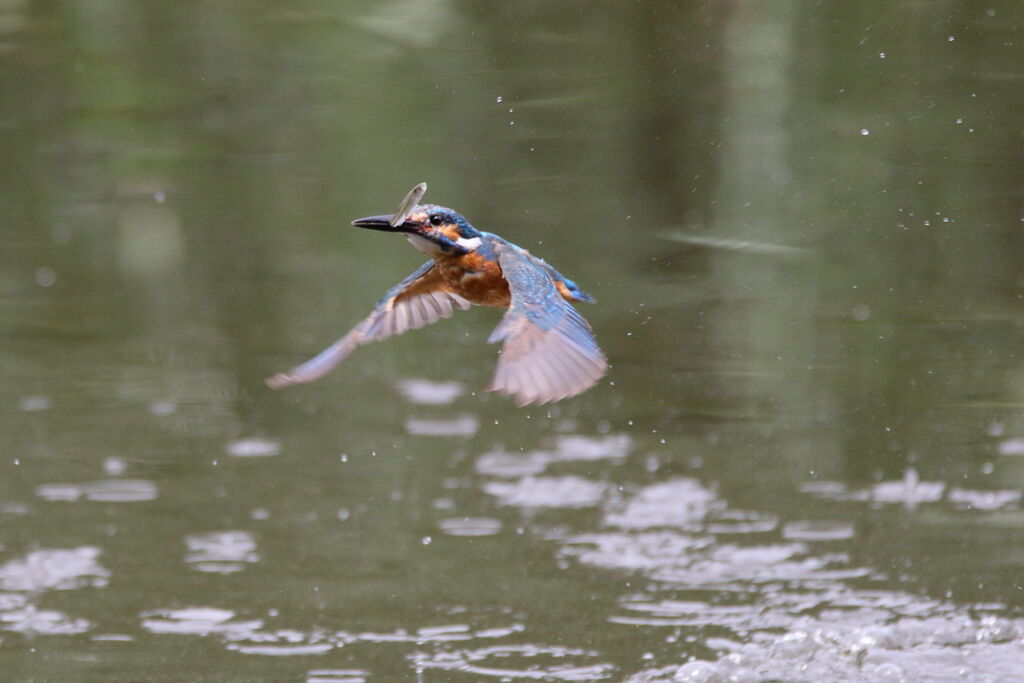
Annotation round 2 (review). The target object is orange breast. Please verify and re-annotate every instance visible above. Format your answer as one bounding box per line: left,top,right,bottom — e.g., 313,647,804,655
437,252,511,307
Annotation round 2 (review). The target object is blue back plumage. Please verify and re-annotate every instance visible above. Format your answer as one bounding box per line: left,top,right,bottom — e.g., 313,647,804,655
487,238,600,361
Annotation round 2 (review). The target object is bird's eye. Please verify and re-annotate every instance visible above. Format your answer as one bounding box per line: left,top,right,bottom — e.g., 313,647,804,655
429,214,444,226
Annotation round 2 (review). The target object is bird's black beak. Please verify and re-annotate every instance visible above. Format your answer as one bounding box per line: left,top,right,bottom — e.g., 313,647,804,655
351,214,421,233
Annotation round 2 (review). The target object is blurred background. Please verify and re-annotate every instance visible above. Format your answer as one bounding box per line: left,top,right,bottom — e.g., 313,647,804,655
3,1,1024,680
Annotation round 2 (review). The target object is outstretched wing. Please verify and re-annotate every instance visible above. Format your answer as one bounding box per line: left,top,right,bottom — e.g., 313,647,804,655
267,261,471,388
486,242,606,406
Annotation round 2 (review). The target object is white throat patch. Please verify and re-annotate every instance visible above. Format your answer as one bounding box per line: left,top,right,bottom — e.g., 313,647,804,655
455,236,482,251
405,233,482,255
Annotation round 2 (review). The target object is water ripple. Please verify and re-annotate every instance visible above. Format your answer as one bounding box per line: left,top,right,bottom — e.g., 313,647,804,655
140,607,263,636
560,532,714,572
485,476,607,508
604,479,720,530
564,526,871,591
611,600,761,628
870,469,945,507
705,511,778,535
996,437,1024,456
405,414,480,437
36,480,159,503
438,517,503,537
226,437,282,457
473,434,631,480
552,434,632,461
396,378,464,405
0,547,109,637
18,395,51,412
800,470,1020,512
0,547,110,592
185,531,260,573
782,520,856,541
84,479,159,502
947,487,1021,511
354,623,510,644
228,642,335,656
307,669,369,683
650,543,833,587
0,502,28,516
409,644,614,680
1,606,92,635
475,448,550,478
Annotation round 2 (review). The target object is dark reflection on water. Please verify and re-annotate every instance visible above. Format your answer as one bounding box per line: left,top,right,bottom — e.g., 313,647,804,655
3,0,1024,680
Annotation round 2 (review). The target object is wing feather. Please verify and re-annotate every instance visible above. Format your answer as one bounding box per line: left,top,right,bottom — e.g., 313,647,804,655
394,303,409,335
267,261,468,389
486,242,607,406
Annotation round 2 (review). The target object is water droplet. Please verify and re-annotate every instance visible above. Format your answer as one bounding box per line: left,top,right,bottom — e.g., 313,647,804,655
103,457,127,476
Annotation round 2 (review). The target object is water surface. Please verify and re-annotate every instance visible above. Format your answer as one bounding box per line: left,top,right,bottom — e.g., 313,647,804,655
3,1,1024,680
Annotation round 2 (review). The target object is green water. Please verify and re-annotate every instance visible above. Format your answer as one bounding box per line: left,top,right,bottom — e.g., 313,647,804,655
3,1,1024,681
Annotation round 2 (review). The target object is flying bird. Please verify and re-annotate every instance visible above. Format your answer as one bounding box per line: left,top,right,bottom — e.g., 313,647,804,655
267,183,607,406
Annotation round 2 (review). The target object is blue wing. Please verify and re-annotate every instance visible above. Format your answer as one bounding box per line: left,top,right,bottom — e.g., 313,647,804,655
487,242,606,406
534,260,596,304
267,261,471,388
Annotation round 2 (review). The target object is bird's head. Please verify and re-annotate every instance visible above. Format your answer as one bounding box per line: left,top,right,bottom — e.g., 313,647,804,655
352,204,482,255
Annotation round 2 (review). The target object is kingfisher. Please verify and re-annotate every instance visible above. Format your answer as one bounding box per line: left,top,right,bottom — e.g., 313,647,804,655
266,183,607,406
